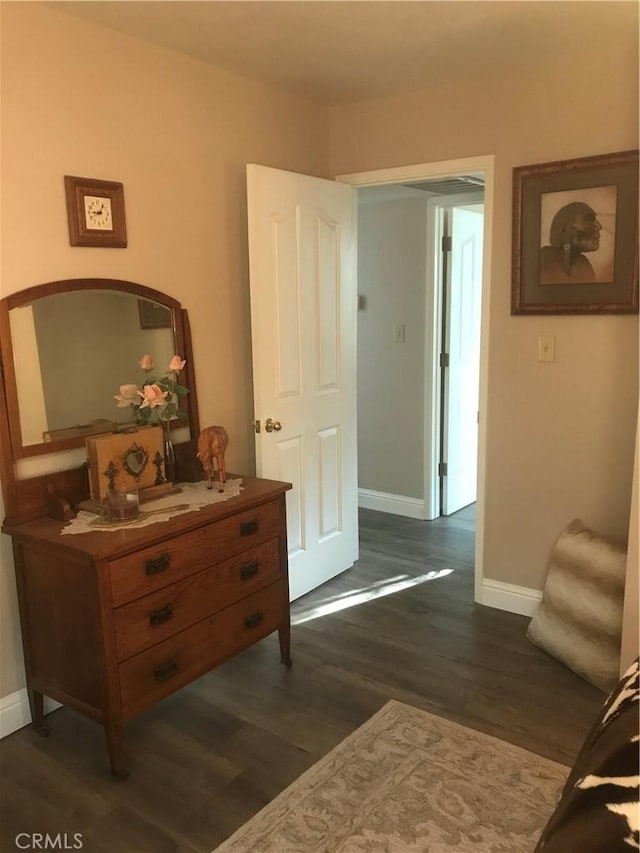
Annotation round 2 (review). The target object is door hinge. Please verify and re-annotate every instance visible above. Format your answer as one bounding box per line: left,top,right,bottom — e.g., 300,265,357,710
252,419,261,434
438,462,448,477
439,352,450,368
442,235,452,253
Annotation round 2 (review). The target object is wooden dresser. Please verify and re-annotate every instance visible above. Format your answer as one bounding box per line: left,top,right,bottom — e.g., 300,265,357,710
2,477,291,778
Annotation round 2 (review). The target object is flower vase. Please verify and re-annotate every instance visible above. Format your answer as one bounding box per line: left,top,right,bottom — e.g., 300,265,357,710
161,422,176,483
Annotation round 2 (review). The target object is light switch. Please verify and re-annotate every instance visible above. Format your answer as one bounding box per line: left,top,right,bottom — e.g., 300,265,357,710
394,323,406,344
537,335,555,362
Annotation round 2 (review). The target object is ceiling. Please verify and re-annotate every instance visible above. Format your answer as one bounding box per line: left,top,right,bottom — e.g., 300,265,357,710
47,1,638,106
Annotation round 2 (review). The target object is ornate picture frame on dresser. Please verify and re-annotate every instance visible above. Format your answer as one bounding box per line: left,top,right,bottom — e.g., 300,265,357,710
0,278,292,778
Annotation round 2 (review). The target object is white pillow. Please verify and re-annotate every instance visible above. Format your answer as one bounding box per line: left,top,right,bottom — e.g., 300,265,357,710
527,519,627,692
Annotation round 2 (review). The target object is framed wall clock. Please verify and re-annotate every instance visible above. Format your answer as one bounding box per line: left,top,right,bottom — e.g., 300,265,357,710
64,175,127,247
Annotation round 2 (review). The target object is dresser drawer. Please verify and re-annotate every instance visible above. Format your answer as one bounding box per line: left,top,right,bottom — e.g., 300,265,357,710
109,498,283,606
119,580,286,716
113,539,282,661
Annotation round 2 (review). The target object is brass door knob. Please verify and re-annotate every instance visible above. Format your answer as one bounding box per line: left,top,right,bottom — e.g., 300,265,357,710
264,418,282,433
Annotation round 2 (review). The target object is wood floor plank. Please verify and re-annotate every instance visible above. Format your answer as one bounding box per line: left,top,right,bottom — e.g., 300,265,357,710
0,505,604,852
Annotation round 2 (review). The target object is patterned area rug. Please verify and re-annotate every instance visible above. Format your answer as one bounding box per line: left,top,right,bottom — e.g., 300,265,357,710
213,700,568,852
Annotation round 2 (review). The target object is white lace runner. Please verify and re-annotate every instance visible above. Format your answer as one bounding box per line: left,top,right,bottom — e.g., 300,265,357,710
61,479,243,535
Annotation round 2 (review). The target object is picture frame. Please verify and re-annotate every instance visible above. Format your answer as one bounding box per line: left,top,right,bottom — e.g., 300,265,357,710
138,298,172,329
512,150,638,315
64,175,127,248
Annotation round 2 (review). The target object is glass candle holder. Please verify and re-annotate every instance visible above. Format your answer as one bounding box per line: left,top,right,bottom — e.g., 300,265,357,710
106,489,140,521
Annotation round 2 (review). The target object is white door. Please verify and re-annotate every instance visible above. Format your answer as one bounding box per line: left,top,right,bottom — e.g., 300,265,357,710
247,164,359,601
442,204,484,515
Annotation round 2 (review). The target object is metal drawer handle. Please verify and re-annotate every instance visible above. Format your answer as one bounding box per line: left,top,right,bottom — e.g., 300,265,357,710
240,519,259,537
153,659,178,682
149,603,174,626
240,560,259,581
145,553,170,575
244,610,264,629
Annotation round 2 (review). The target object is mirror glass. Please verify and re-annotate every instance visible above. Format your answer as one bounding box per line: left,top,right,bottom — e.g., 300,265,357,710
9,290,176,446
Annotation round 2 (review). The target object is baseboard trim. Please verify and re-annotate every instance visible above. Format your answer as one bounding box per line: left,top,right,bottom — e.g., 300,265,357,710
0,688,61,739
480,579,542,617
358,488,425,520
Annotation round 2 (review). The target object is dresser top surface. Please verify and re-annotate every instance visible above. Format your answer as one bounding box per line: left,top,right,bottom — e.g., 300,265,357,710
2,476,291,562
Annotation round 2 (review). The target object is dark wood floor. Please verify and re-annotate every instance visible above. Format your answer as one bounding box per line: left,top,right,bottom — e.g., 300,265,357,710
0,506,603,853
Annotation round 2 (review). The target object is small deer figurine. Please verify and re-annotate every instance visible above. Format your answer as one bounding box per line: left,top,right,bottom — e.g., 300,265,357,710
196,426,228,492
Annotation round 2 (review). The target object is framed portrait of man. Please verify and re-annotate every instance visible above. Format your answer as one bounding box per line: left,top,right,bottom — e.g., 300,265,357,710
512,150,638,314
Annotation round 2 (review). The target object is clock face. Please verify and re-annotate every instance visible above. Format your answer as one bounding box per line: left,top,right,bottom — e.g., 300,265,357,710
84,195,113,231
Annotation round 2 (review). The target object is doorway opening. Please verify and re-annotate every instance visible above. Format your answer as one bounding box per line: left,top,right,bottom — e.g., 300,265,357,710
427,186,484,518
338,156,494,604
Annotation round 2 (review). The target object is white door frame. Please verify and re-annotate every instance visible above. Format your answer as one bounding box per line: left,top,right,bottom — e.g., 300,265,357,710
336,155,494,605
428,191,485,519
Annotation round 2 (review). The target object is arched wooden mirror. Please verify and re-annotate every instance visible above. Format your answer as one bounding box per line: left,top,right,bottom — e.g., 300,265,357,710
0,278,199,523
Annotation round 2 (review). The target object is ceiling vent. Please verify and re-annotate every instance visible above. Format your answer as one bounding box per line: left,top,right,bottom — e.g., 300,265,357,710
405,175,484,196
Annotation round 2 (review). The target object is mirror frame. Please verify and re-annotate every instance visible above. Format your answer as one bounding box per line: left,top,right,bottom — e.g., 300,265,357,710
0,278,200,524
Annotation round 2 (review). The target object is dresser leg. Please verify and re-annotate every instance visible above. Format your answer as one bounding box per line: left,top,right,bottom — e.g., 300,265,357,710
29,688,49,737
104,721,129,780
278,623,292,668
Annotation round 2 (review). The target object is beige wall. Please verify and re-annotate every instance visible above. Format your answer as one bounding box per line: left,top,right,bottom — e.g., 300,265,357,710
620,410,639,674
357,193,428,499
0,3,329,457
329,34,639,592
0,3,329,696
